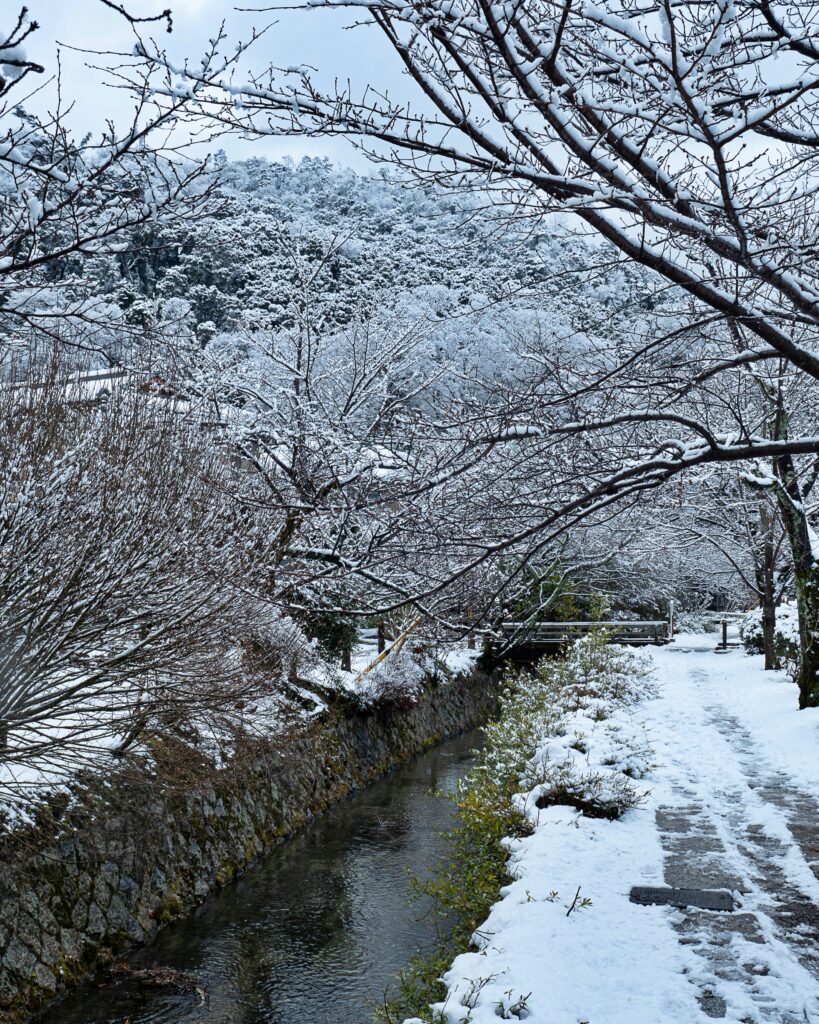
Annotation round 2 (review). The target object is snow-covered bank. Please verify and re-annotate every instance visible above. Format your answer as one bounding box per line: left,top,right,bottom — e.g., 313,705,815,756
412,636,819,1024
0,639,482,828
330,642,483,709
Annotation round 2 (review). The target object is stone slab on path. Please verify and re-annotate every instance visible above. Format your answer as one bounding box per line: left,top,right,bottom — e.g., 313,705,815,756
630,886,735,912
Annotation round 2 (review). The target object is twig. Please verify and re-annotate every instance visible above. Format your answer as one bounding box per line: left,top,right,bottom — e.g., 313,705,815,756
565,885,582,917
98,0,173,31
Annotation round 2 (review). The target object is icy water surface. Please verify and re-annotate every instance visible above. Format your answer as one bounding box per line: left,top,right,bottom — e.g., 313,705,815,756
47,728,482,1024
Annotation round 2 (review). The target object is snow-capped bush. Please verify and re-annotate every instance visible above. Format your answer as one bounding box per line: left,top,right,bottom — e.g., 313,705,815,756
553,632,657,712
740,601,800,673
512,635,654,818
364,647,433,709
675,609,721,633
483,632,655,826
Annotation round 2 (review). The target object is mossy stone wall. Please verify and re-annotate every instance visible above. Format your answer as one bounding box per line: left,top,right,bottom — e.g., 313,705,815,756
0,670,496,1022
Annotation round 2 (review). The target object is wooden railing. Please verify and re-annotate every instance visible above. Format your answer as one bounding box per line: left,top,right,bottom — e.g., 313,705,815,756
497,619,672,651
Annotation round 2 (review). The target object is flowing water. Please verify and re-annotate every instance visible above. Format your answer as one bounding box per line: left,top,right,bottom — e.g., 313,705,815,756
46,728,482,1024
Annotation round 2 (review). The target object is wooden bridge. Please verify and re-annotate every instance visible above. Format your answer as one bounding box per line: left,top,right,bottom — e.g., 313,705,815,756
495,619,672,663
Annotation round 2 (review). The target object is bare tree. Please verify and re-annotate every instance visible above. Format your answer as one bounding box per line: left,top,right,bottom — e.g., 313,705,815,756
185,235,499,627
0,367,305,807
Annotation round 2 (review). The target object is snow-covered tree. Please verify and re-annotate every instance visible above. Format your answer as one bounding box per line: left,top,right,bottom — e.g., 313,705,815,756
153,2,819,705
0,4,218,370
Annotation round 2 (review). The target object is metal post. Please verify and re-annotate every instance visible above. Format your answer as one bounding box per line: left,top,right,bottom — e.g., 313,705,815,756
721,619,728,650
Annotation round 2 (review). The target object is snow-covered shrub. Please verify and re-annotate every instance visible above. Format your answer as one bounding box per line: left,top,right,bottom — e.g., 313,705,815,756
508,634,653,820
675,608,721,633
364,648,433,710
552,632,657,712
740,602,800,673
0,375,292,808
478,633,654,810
527,756,641,820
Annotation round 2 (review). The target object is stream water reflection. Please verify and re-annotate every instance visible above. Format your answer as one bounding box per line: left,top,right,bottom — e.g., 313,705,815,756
47,728,482,1024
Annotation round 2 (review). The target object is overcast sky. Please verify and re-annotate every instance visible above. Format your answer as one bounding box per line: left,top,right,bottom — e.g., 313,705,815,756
22,0,411,171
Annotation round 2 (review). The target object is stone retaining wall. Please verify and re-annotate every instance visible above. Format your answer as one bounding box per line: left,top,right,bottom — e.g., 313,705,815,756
0,669,496,1022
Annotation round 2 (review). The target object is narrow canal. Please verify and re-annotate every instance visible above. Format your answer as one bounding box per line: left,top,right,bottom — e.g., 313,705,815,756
47,728,483,1024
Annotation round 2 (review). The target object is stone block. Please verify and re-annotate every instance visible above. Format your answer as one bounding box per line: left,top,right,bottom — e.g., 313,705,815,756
99,862,119,889
16,913,42,957
85,903,106,939
93,875,113,909
150,867,167,892
2,936,38,979
58,840,78,866
77,872,92,901
106,895,144,943
39,931,61,969
59,927,83,962
70,900,88,931
33,961,56,993
117,874,140,909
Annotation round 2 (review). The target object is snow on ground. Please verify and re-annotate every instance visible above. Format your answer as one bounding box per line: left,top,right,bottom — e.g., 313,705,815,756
331,640,481,703
1,639,478,827
647,636,819,1021
421,636,819,1024
668,632,819,798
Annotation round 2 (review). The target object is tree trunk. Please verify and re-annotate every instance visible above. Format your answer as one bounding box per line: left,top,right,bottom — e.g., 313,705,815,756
758,504,777,671
114,715,148,757
774,446,819,708
761,597,776,671
792,564,819,708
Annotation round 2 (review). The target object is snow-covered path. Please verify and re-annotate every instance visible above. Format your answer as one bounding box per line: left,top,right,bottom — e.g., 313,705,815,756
648,636,819,1021
433,636,819,1024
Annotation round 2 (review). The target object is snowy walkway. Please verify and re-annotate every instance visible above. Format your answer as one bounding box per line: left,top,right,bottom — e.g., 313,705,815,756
431,635,819,1024
649,636,819,1022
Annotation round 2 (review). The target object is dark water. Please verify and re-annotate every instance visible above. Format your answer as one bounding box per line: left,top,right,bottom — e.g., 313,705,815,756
46,728,482,1024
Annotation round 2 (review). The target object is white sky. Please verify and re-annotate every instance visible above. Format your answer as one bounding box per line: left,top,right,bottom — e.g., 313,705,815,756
22,0,413,170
